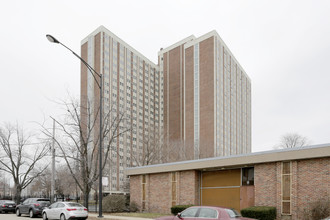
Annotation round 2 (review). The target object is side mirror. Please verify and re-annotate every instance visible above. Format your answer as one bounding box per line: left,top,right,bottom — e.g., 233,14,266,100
177,213,182,219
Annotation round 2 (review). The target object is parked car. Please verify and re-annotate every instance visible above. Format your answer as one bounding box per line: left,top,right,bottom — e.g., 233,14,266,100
0,200,16,213
16,198,51,218
155,206,256,220
42,202,88,220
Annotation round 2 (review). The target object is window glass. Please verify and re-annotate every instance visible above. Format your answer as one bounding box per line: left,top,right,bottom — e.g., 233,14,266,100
226,209,241,218
37,199,50,202
242,167,254,185
181,207,199,217
198,208,218,218
49,203,58,208
282,161,292,214
67,203,83,207
58,203,65,208
23,199,30,205
283,162,290,174
5,201,15,204
282,202,290,214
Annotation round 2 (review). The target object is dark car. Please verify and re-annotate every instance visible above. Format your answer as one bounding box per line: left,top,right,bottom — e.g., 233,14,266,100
155,206,256,220
16,198,50,218
0,200,16,213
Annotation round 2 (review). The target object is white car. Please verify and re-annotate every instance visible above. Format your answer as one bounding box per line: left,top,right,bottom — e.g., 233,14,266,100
42,202,88,220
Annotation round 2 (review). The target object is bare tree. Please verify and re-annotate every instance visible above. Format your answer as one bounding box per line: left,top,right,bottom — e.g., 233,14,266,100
41,97,130,207
55,164,78,199
0,123,49,204
30,168,51,198
132,133,191,166
277,132,310,149
133,136,161,167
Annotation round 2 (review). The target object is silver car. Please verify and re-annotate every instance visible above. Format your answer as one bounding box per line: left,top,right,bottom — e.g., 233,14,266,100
42,202,88,220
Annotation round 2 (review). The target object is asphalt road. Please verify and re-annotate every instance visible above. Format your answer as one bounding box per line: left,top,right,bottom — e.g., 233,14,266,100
0,213,94,220
0,213,32,219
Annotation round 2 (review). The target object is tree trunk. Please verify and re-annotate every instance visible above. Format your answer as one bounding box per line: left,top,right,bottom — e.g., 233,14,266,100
83,185,90,208
15,184,22,205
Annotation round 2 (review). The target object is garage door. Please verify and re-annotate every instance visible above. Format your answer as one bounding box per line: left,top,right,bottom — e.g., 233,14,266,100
201,169,241,211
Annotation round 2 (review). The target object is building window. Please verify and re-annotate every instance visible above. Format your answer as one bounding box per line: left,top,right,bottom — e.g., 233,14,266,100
242,167,254,185
282,161,292,215
142,175,146,211
171,172,177,207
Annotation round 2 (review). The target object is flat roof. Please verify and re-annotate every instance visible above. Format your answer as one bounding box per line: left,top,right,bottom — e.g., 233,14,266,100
126,143,330,176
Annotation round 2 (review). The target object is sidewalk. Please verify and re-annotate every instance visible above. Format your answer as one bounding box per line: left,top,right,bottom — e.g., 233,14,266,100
88,212,154,220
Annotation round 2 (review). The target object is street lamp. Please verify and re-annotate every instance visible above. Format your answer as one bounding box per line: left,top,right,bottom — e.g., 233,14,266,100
46,34,104,218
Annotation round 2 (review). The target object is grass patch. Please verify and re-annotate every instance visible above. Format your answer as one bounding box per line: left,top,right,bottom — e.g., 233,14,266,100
88,212,170,219
111,213,169,218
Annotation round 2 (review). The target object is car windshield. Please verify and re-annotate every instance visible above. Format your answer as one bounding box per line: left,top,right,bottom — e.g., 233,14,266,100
5,201,15,204
37,199,50,202
67,203,83,207
36,199,50,206
226,209,242,218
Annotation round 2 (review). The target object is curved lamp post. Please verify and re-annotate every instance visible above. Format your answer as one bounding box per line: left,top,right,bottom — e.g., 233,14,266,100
46,34,104,218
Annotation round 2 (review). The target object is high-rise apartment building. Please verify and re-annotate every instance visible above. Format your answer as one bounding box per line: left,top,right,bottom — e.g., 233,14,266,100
80,26,251,194
81,26,163,192
159,31,251,160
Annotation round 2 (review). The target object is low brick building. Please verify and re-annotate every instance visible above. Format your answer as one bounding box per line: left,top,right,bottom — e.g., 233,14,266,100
126,144,330,220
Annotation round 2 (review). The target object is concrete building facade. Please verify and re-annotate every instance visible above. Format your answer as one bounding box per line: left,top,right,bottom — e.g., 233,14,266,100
127,144,330,220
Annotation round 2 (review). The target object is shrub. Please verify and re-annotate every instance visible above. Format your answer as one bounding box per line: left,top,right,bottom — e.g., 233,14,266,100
171,204,194,215
302,199,330,220
129,201,139,212
102,194,126,213
241,206,276,220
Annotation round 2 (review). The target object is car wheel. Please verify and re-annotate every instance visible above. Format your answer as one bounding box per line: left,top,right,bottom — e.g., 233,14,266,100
42,212,48,220
16,209,21,216
60,213,66,220
29,209,34,218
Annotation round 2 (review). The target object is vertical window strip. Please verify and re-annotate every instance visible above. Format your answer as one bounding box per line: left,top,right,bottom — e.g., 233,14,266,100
87,37,95,151
142,175,146,211
216,40,221,156
281,162,292,215
194,43,200,159
171,172,177,207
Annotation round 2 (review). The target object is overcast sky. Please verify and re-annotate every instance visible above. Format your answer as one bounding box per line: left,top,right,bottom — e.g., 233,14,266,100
1,0,329,152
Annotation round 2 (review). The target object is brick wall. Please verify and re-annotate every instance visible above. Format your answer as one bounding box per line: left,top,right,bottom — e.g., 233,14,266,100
255,162,279,207
255,162,283,219
148,173,171,213
130,170,199,214
129,176,141,210
178,170,200,206
296,158,329,219
130,157,329,218
255,158,329,220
